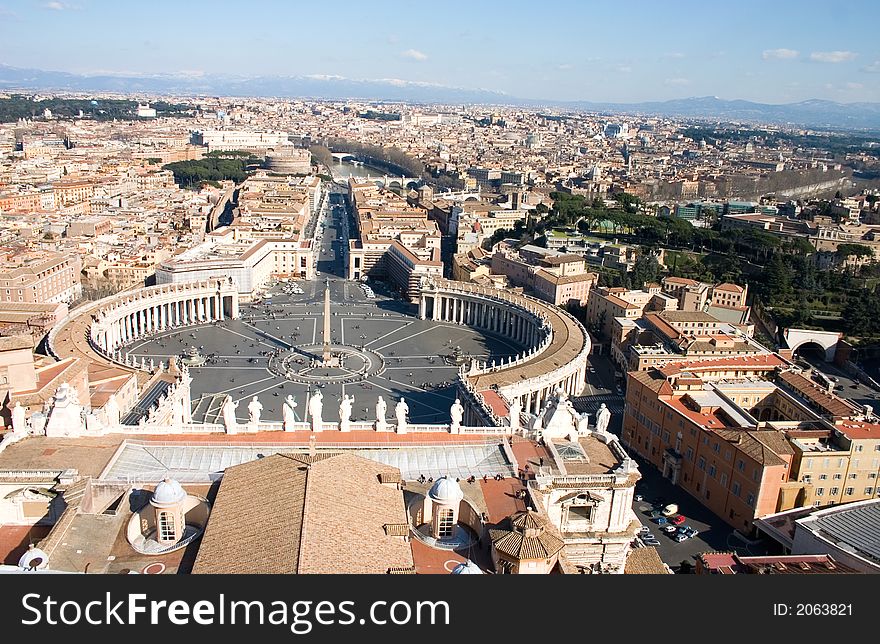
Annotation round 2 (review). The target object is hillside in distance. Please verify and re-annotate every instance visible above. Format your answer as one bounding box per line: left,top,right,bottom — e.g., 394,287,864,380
2,64,880,130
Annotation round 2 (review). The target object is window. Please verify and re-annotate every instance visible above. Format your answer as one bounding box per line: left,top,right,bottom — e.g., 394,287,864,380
845,487,855,496
815,488,824,496
855,445,864,452
737,460,745,472
866,487,874,495
833,473,842,480
437,508,455,537
720,473,728,486
802,475,812,483
830,487,840,496
732,481,741,496
685,447,693,461
158,511,176,542
698,457,706,471
819,474,827,480
849,473,858,479
708,464,716,477
713,443,720,454
746,493,755,507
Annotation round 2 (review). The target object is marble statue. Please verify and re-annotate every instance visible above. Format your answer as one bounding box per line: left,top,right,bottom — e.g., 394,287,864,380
221,395,239,432
508,396,522,434
375,395,387,431
395,397,409,434
248,396,263,426
595,403,612,434
283,395,297,431
11,401,26,434
339,394,354,431
44,383,85,438
309,389,324,432
450,398,464,433
577,412,591,434
102,393,120,428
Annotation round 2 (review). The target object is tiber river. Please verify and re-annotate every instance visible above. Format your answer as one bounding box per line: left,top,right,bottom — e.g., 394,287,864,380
329,159,388,180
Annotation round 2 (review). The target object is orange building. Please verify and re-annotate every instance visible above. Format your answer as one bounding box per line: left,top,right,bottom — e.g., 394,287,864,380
622,361,795,533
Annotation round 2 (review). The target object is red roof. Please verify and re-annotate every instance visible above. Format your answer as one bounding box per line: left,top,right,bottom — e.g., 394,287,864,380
480,390,509,417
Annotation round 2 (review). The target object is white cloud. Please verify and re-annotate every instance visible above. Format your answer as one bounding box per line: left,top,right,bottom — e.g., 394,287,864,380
400,49,428,62
45,1,67,9
762,48,799,60
862,61,880,73
846,82,864,90
305,74,346,81
664,77,690,86
663,52,685,59
557,63,573,70
810,50,858,63
616,65,632,73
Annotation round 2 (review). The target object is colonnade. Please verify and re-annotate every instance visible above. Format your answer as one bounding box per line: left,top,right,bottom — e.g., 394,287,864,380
420,279,591,424
423,293,540,348
85,280,240,361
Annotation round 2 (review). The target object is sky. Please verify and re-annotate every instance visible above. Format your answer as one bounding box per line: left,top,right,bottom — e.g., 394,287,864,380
1,0,880,104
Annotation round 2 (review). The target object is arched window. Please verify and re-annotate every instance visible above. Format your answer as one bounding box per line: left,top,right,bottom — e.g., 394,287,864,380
158,511,176,542
438,508,455,537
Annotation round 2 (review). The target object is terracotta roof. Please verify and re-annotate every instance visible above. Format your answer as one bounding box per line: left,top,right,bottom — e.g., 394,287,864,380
193,452,413,575
192,453,309,574
490,508,565,561
0,335,34,351
713,429,789,467
624,546,669,574
776,370,859,419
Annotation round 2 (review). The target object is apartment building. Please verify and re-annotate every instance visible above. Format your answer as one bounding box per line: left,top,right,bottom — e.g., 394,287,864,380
347,179,441,299
616,309,763,372
585,285,678,342
623,363,795,533
0,250,82,304
784,419,880,508
488,245,597,307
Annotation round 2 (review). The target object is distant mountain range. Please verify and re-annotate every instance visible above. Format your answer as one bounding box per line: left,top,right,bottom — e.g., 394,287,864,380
2,63,880,130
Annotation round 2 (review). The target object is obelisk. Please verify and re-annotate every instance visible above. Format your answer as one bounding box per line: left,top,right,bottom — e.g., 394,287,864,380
322,279,331,364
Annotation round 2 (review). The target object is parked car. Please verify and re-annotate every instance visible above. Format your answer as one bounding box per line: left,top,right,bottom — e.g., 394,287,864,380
671,514,686,525
642,536,660,546
662,525,678,534
649,510,663,519
661,504,679,517
682,526,699,538
652,517,669,526
634,494,644,502
638,525,651,535
674,533,690,543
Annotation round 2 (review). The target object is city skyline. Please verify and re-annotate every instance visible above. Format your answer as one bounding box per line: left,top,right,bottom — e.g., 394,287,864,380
1,0,879,104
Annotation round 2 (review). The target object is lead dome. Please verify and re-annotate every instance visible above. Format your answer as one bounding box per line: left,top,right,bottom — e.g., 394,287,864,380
428,476,464,504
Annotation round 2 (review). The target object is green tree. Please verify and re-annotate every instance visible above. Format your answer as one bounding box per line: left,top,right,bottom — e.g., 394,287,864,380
764,254,793,301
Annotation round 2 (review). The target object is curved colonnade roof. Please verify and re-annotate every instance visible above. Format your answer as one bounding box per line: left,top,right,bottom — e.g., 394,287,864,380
49,297,148,387
431,279,588,391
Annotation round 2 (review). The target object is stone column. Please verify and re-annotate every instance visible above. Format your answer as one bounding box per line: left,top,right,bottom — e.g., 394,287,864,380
419,295,426,320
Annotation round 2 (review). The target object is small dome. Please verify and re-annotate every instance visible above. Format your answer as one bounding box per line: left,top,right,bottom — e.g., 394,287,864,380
151,478,186,506
428,476,464,504
451,560,483,575
19,544,49,570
